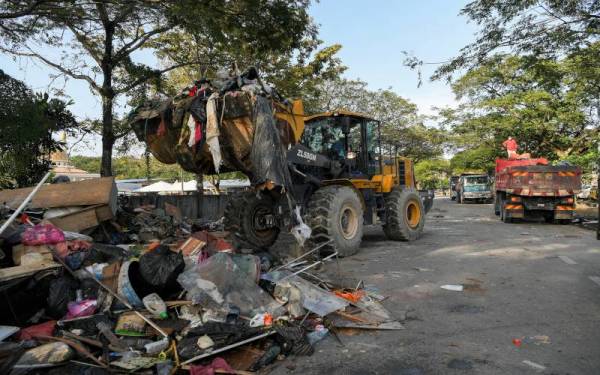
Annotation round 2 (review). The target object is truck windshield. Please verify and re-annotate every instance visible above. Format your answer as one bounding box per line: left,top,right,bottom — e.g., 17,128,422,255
465,176,489,185
464,184,489,192
301,118,347,160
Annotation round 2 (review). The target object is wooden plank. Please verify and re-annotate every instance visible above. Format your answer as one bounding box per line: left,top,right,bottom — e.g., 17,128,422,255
0,261,61,282
49,204,112,232
0,177,117,211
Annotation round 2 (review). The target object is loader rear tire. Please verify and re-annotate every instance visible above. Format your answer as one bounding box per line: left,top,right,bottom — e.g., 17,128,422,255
383,187,425,241
224,191,280,250
306,186,363,257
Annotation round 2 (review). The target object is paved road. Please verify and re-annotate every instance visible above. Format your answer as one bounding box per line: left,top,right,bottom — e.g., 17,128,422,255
272,198,600,375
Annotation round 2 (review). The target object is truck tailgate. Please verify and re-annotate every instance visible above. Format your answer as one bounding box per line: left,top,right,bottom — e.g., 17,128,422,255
498,166,581,196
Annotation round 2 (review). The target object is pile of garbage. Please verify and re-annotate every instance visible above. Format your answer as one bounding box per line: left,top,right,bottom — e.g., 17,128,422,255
128,67,303,190
0,179,402,374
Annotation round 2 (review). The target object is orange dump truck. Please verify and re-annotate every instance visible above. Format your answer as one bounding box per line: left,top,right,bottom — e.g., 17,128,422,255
494,158,582,223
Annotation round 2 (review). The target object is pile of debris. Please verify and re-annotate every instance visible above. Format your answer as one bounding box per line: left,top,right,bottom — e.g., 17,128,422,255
0,178,401,374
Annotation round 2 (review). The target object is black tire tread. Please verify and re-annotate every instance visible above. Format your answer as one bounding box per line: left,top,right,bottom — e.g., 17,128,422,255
306,185,363,257
383,187,425,241
224,191,279,249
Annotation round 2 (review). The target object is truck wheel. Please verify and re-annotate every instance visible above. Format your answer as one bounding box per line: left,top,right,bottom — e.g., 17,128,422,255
224,191,280,250
501,203,512,223
306,186,364,257
383,187,425,241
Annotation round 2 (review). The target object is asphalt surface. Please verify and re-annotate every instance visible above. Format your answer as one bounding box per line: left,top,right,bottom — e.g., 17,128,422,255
271,197,600,375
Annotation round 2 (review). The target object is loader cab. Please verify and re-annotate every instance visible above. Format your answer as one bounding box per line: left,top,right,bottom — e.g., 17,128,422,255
301,111,381,178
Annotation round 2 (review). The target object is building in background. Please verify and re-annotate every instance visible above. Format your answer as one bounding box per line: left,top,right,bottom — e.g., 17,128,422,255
50,132,100,181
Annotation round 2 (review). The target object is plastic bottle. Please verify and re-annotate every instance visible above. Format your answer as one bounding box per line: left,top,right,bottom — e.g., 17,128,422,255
307,325,329,345
144,338,169,355
142,293,168,319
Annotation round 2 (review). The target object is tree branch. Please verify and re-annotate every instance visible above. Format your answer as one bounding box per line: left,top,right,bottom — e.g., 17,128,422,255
114,25,171,63
66,24,102,65
0,0,51,19
115,61,196,94
9,48,101,92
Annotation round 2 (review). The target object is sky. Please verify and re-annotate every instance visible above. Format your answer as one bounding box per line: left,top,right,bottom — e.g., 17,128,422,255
0,1,477,156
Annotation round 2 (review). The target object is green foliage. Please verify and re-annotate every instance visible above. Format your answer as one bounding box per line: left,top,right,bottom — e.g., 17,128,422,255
450,147,497,175
439,54,599,174
0,70,77,188
434,0,600,81
415,159,451,189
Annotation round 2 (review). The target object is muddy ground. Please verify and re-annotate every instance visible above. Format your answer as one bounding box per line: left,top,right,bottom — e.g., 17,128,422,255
271,198,600,375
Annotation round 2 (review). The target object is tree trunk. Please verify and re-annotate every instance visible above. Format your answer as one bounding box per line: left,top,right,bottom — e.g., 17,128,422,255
100,93,114,176
100,20,115,177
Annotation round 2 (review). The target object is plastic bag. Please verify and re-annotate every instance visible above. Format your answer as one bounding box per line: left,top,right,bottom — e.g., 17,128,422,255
266,271,348,316
21,223,65,245
16,320,56,341
65,299,97,319
177,253,282,316
139,245,184,297
46,276,78,319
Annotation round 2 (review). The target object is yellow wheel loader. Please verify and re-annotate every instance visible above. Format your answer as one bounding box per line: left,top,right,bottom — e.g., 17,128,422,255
130,69,429,257
223,109,428,256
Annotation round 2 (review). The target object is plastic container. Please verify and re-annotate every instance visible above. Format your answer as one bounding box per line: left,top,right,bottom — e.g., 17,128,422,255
307,325,329,345
142,293,168,319
144,338,169,355
117,261,144,308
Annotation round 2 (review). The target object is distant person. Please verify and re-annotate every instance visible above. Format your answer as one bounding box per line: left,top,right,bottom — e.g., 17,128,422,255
502,136,518,159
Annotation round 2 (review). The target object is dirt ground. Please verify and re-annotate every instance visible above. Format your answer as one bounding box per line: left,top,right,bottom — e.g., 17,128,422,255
271,198,600,375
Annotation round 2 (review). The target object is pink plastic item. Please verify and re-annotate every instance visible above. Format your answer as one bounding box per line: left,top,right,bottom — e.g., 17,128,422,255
65,299,97,319
21,223,65,246
190,358,234,375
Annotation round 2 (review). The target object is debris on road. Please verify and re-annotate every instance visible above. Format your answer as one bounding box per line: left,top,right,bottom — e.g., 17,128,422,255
513,335,551,347
0,174,402,373
522,359,547,372
441,284,464,291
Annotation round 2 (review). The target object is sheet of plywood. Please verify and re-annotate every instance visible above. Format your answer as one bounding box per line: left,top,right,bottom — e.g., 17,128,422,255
0,177,117,213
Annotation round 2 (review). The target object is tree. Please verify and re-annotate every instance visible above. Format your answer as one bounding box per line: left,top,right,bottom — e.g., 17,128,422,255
1,0,316,176
0,70,77,188
415,159,451,190
443,55,597,167
434,0,600,80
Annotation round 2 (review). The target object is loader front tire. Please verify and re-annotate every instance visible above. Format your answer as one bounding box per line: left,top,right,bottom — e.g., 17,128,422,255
224,191,280,250
383,187,425,241
306,186,364,257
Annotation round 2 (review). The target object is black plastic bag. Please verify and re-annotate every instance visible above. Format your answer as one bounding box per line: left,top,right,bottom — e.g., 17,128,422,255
47,275,79,319
250,95,293,189
138,245,184,297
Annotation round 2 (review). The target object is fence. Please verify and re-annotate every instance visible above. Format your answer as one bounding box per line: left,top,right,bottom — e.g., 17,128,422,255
124,193,233,220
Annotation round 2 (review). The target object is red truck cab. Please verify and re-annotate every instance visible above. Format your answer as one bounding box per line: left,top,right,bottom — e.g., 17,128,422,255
494,158,582,223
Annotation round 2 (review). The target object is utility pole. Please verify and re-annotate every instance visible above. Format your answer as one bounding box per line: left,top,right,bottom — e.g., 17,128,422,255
597,142,599,240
